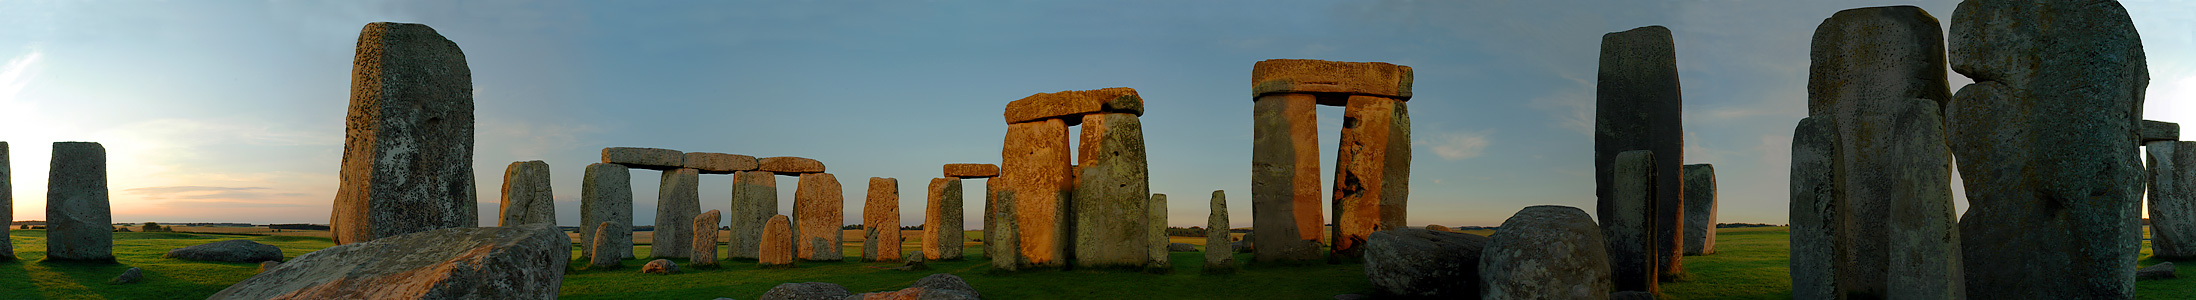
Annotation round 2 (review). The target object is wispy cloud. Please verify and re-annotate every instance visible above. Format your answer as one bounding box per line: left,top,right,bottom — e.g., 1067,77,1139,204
1529,74,1595,136
0,49,38,104
1419,129,1493,160
125,186,272,200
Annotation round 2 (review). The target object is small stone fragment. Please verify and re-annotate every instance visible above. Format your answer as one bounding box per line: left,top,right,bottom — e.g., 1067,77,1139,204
642,259,678,274
693,209,722,267
601,147,684,170
2139,262,2177,281
206,224,566,299
110,267,141,285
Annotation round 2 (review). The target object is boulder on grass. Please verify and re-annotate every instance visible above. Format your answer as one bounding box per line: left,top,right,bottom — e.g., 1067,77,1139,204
1481,205,1614,300
845,273,982,300
760,282,851,300
166,240,284,263
2140,262,2177,281
1363,228,1490,298
205,224,567,300
110,267,142,285
643,259,678,275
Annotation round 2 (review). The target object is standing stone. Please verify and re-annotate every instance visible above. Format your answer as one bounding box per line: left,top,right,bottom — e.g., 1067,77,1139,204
1481,205,1614,300
730,170,777,260
760,214,795,268
590,221,627,269
1002,118,1071,268
1330,95,1411,261
46,142,111,262
925,178,964,260
759,156,826,174
1205,191,1234,273
1948,1,2147,298
683,152,757,174
1075,112,1152,268
498,160,553,226
1789,116,1842,300
944,163,1000,179
1604,150,1658,294
991,190,1022,271
1810,7,1955,297
601,147,683,170
1873,98,1966,298
581,163,634,260
1251,92,1325,263
1808,6,1954,116
1595,26,1685,281
2153,141,2196,259
333,22,476,246
1682,164,1716,256
651,168,701,259
984,178,1001,260
0,142,10,261
795,173,844,261
864,177,902,262
693,209,722,266
1147,194,1170,271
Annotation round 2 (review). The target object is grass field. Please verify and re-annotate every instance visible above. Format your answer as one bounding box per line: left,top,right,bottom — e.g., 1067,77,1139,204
6,227,2194,299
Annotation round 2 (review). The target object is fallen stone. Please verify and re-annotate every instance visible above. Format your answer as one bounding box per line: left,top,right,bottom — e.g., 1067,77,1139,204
206,224,566,299
943,163,999,179
924,178,964,261
1167,243,1196,252
1002,118,1071,268
46,142,112,261
642,259,677,274
863,177,901,262
1205,190,1235,273
166,240,283,263
1331,95,1411,261
1481,205,1613,300
795,173,844,261
1250,59,1414,101
110,267,141,285
2142,120,2180,143
1789,116,1842,300
1604,150,1659,294
761,214,795,268
1363,228,1489,298
499,160,554,226
694,209,722,267
760,157,826,174
1425,225,1450,232
761,282,851,300
1003,87,1144,124
2153,141,2196,259
601,147,683,170
2139,262,2177,281
1595,25,1685,284
581,163,634,260
684,152,758,174
333,22,477,246
911,273,978,296
652,168,701,259
1682,164,1716,256
591,221,627,269
731,170,778,260
1250,92,1325,263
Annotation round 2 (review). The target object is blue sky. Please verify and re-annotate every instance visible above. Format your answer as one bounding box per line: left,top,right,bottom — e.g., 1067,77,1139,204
1,1,2192,228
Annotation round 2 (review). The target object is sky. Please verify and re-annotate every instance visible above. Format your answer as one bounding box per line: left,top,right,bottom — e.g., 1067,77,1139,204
1,1,2193,228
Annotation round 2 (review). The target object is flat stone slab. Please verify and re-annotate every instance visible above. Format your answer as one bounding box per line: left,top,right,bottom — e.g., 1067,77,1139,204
759,156,826,174
165,240,282,263
333,22,476,246
943,163,1000,179
47,141,112,261
207,224,565,299
1251,59,1414,102
1003,87,1144,124
683,152,757,174
602,147,683,170
498,160,554,226
2143,120,2180,143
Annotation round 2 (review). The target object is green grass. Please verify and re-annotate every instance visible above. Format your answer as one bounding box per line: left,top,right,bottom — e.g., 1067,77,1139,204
1,229,336,300
1659,227,1793,300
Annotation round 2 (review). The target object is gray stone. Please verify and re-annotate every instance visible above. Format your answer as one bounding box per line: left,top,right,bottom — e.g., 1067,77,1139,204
924,178,964,261
1789,116,1841,300
110,267,141,285
165,240,283,263
2154,141,2196,259
761,282,850,300
1072,112,1151,269
694,209,722,266
1149,195,1171,271
1813,8,1955,297
1871,98,1965,299
0,142,10,261
1481,205,1613,300
1948,1,2148,298
590,221,627,269
990,190,1021,271
207,224,566,299
795,173,844,261
1250,92,1324,263
1603,150,1658,294
46,142,111,261
1808,6,1953,116
863,177,901,262
642,259,677,274
1205,190,1234,273
333,22,477,246
1682,164,1716,256
1364,228,1488,298
1331,95,1411,261
259,261,280,272
1167,243,1195,252
2139,262,2176,281
498,160,554,226
731,170,777,260
2142,120,2180,143
581,163,633,260
1595,26,1684,283
652,168,701,259
602,147,683,170
684,152,757,174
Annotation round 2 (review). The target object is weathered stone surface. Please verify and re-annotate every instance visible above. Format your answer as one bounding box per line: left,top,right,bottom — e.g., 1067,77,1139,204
590,221,626,269
166,240,283,263
333,22,477,246
1811,8,1959,297
1148,195,1171,270
46,142,111,261
761,214,795,268
1073,113,1152,268
1948,1,2148,298
2138,262,2177,281
1,142,9,261
1251,59,1414,101
731,170,778,260
1002,118,1071,267
683,152,757,174
1604,150,1658,294
259,261,280,272
2152,141,2196,259
760,157,827,174
1166,243,1195,252
1859,98,1966,298
601,147,683,170
1251,92,1325,262
693,209,722,266
206,224,566,299
796,173,844,261
642,259,677,274
849,273,983,300
498,160,554,226
761,282,851,300
943,163,999,179
580,163,633,260
1682,164,1716,256
1003,87,1144,124
911,273,981,298
1481,205,1613,300
1331,95,1411,261
1789,116,1841,300
1596,26,1685,283
111,267,141,285
924,178,964,260
651,168,701,259
989,190,1022,271
2142,120,2179,143
1808,6,1953,117
1205,191,1234,273
983,178,1000,260
864,177,902,262
1364,228,1488,298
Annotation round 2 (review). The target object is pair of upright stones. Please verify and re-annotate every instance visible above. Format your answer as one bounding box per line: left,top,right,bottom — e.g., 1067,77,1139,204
994,87,1153,269
927,163,996,262
2145,121,2196,260
1250,59,1413,263
1595,26,1734,294
590,147,831,262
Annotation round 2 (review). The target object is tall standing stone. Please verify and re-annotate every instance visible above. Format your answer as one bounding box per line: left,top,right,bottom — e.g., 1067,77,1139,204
1790,117,1842,300
795,173,844,261
1604,150,1657,294
1075,112,1151,268
46,142,110,262
1251,92,1324,263
1596,26,1684,281
693,209,721,267
498,160,554,226
2152,141,2196,259
760,214,795,268
864,177,902,262
1002,118,1071,267
333,22,477,246
591,221,627,269
730,170,777,260
651,168,701,259
990,190,1021,271
1810,7,1956,297
1330,94,1411,261
1146,194,1169,271
1947,1,2147,298
581,163,634,260
1681,164,1716,256
0,142,11,261
925,178,964,260
1204,191,1233,273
